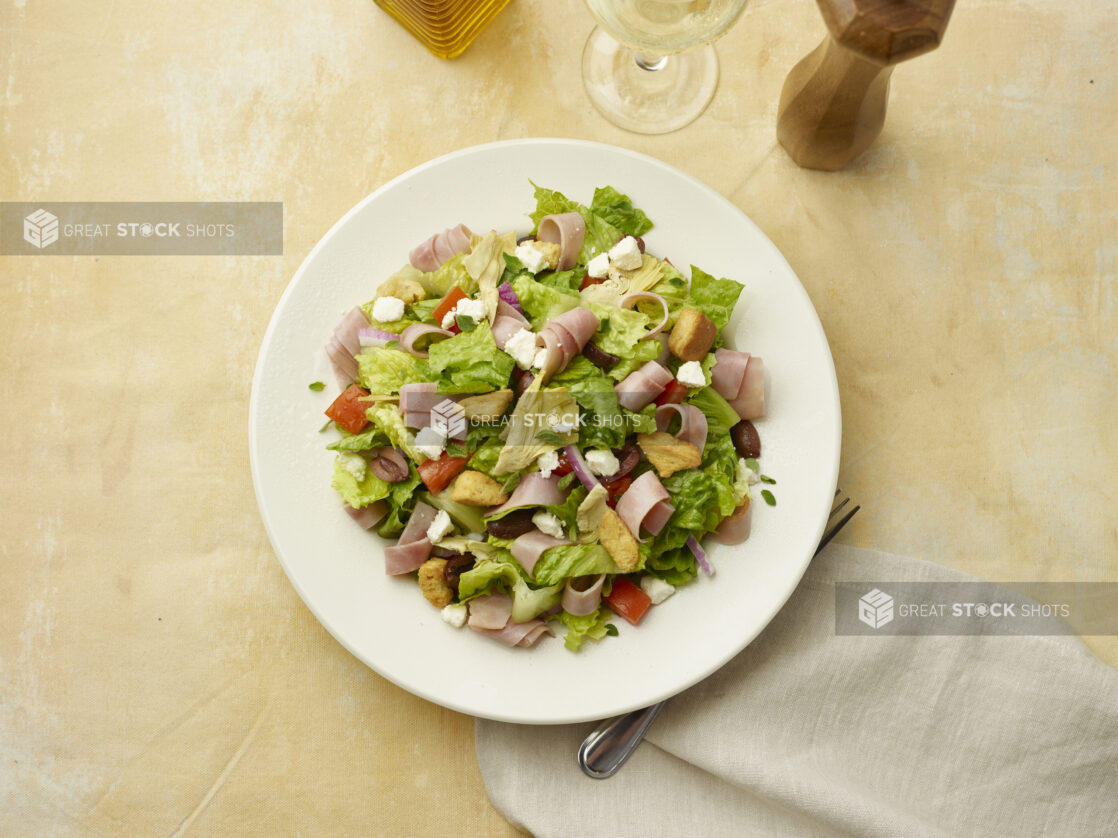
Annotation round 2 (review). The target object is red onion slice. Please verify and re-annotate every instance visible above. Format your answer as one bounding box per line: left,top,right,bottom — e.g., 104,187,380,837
399,323,454,359
619,292,670,340
498,281,524,314
686,535,714,576
563,444,600,492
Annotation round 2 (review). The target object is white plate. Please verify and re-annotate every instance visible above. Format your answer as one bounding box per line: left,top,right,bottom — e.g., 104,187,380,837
249,139,840,725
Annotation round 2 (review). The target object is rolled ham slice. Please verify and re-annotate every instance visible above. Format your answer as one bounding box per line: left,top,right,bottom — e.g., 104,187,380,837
343,500,387,530
615,470,675,540
325,307,370,387
713,500,752,544
510,529,569,578
383,501,437,575
487,473,565,518
403,411,429,430
561,574,606,617
399,382,441,414
409,224,473,273
619,292,670,340
492,315,529,350
711,348,749,402
467,592,513,630
472,617,553,648
536,306,599,377
536,212,586,270
729,357,765,420
654,403,709,453
615,361,673,412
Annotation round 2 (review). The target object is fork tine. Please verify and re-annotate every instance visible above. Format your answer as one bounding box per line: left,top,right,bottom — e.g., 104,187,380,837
815,490,860,555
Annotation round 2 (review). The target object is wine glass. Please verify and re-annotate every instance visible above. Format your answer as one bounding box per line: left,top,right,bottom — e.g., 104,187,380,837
581,0,750,134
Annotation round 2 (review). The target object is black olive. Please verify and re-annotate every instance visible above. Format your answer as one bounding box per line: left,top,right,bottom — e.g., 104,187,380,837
485,508,537,539
583,341,620,370
731,420,761,459
443,554,476,592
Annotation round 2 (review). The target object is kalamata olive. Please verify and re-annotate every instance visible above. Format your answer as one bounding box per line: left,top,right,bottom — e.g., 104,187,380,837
430,546,458,559
608,442,640,479
368,448,410,482
516,234,535,245
443,554,475,592
583,341,620,370
486,508,537,539
731,420,761,459
512,367,535,396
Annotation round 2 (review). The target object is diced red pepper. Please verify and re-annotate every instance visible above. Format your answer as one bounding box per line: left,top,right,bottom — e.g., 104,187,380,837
325,384,371,434
417,452,469,495
552,451,573,477
602,474,631,508
432,286,467,328
579,273,606,291
604,577,652,625
654,379,689,406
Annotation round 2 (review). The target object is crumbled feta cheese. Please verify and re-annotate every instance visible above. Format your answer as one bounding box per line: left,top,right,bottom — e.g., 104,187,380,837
467,532,486,541
338,453,367,480
552,417,576,434
608,236,643,270
537,449,560,479
532,347,549,370
441,603,468,628
454,296,486,322
371,295,405,323
676,360,706,388
426,509,454,544
415,426,447,459
532,510,565,539
736,457,760,486
441,308,457,329
504,328,538,369
586,448,621,477
587,252,611,279
640,575,676,605
515,243,550,274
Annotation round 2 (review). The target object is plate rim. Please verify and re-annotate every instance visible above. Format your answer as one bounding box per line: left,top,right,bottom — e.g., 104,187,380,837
249,137,842,724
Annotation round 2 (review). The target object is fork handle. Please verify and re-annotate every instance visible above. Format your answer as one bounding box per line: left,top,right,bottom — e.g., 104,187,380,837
578,701,665,779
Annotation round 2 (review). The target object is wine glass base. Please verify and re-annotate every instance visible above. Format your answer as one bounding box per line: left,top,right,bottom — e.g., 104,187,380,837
581,27,720,135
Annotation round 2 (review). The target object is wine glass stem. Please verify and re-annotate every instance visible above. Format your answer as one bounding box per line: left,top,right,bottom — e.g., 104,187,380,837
634,52,668,71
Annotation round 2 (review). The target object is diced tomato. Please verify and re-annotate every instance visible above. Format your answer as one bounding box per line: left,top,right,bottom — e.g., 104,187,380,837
431,286,467,328
604,577,652,625
417,452,469,495
602,474,631,508
654,380,689,407
579,273,606,291
552,451,573,477
325,384,371,434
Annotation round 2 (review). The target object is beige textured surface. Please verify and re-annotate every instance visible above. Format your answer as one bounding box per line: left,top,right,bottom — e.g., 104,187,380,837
1,0,1114,835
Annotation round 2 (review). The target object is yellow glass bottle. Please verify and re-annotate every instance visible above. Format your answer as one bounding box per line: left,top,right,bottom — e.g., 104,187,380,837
374,0,512,59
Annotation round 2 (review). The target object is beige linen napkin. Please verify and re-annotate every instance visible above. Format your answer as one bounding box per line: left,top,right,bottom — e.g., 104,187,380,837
476,544,1118,837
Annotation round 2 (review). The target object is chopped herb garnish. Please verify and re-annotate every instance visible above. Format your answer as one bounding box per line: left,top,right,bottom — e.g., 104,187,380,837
598,317,611,334
744,458,760,472
318,419,334,433
761,489,776,506
445,441,469,457
759,474,776,485
456,314,477,332
604,623,619,637
557,472,577,490
308,381,325,392
535,429,566,446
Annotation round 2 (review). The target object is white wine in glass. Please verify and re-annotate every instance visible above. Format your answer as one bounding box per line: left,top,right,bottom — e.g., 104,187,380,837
582,0,750,134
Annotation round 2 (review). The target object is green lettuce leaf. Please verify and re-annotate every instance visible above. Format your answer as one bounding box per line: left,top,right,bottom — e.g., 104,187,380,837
331,456,421,512
356,347,435,394
457,558,562,623
511,274,579,331
553,606,613,652
532,543,621,586
590,186,653,236
327,427,389,452
528,183,625,264
421,489,487,535
684,266,745,330
366,404,423,462
426,321,515,394
686,386,740,436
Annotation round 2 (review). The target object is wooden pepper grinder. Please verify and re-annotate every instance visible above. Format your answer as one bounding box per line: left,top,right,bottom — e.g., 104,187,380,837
777,0,955,171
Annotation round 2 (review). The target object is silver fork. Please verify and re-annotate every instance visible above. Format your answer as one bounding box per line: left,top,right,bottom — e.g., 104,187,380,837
577,489,860,779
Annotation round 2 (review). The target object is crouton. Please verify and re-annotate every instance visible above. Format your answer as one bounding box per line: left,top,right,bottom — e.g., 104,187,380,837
523,240,561,271
375,275,426,304
600,508,640,573
450,470,510,507
668,306,717,362
418,558,453,608
637,431,703,478
458,388,514,422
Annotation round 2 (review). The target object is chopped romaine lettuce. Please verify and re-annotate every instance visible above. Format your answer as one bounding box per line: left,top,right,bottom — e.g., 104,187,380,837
553,606,613,651
356,347,434,394
532,543,621,586
426,321,515,394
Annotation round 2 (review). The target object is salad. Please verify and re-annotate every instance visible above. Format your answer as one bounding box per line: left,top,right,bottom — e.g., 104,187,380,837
319,185,767,651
